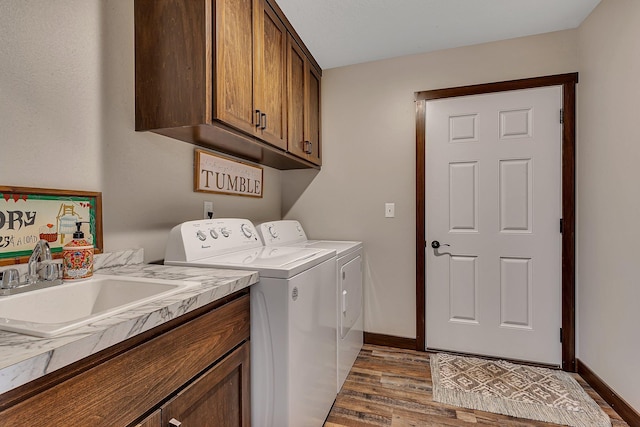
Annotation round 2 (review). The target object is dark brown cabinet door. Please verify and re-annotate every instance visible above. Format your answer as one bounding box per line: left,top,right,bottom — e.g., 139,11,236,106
306,65,321,165
162,343,251,427
287,34,307,159
215,0,286,150
254,0,287,149
287,35,322,165
214,0,256,135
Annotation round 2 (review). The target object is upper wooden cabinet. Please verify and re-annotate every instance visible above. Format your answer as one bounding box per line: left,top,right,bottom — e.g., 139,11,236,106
135,0,321,169
215,0,287,150
287,35,321,165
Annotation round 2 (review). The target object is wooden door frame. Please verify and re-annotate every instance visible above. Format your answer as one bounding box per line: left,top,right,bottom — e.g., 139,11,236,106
415,73,578,372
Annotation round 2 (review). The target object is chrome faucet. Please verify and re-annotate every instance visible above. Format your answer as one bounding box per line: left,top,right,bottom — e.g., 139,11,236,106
27,239,53,284
0,239,62,296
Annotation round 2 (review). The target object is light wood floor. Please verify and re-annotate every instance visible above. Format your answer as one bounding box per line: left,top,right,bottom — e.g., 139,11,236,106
325,344,628,427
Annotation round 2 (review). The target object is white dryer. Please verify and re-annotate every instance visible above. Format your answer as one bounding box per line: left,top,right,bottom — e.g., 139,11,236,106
164,219,337,427
257,220,363,393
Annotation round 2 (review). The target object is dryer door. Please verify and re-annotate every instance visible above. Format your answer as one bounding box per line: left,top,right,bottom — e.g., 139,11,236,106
340,254,363,339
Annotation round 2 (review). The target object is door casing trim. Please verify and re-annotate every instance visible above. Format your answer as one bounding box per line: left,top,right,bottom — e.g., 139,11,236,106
414,73,578,371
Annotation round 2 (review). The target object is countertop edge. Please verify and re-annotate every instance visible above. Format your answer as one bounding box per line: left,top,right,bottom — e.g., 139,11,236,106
0,262,258,395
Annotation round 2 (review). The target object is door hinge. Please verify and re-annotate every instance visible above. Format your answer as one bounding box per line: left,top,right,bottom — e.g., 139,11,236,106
560,328,563,343
560,218,563,234
560,109,564,124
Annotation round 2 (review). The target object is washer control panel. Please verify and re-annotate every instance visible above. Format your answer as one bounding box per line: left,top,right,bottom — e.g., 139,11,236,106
165,219,261,262
256,220,307,245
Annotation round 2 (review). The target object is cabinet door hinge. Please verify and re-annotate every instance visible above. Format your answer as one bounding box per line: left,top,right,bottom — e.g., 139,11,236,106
560,109,564,124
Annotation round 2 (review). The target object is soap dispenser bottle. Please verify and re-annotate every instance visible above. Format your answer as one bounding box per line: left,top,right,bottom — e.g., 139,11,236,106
62,222,94,281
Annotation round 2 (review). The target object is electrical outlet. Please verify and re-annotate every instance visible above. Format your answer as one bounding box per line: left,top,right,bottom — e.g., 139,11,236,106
204,201,214,219
385,203,395,218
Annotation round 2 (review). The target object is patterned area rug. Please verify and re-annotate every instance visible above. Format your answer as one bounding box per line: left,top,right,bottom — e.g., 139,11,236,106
431,353,611,427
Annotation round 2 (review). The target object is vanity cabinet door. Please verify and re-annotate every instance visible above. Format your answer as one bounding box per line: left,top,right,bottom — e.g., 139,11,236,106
162,342,250,427
134,410,161,427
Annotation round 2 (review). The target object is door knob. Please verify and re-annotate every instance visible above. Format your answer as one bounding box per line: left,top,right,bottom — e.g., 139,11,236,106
168,419,182,427
431,240,450,249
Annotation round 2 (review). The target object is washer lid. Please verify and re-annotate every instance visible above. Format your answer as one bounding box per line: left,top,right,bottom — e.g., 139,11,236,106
298,240,362,257
262,239,362,257
211,246,329,266
168,246,336,279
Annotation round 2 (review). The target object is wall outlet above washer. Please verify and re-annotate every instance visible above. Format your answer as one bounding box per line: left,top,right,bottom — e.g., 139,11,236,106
204,201,214,219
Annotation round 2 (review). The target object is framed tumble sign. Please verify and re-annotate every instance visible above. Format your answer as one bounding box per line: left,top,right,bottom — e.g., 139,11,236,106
194,149,263,198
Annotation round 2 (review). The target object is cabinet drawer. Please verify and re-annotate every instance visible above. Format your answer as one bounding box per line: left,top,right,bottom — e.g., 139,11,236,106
0,294,250,426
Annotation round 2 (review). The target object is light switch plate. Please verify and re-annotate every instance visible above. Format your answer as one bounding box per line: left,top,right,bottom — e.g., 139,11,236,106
385,203,395,218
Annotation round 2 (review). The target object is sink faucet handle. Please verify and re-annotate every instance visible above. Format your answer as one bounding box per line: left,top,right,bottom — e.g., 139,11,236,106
39,261,60,281
1,269,21,289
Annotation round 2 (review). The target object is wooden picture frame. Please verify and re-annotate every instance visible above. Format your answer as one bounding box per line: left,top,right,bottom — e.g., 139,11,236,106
0,186,103,266
194,149,263,198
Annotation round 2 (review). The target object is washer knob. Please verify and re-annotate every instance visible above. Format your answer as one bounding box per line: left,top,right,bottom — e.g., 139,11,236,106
220,227,230,238
241,224,253,238
196,230,206,241
209,229,219,239
268,225,278,238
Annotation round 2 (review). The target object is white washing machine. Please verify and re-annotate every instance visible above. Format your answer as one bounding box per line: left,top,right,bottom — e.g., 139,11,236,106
164,219,337,427
256,220,363,393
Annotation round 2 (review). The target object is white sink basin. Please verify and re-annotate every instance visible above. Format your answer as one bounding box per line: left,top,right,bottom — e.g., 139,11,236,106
0,274,199,337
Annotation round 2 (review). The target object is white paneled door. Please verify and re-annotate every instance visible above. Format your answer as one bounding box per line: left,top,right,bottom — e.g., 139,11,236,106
425,86,562,365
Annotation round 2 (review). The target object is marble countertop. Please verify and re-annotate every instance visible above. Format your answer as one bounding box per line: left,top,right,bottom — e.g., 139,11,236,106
0,249,258,395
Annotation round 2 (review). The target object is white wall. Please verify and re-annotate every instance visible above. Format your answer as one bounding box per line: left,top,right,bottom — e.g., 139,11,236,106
577,0,640,411
283,30,579,338
1,0,282,263
0,0,102,190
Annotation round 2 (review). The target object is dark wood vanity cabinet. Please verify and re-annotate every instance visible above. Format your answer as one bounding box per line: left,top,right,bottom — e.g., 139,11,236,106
135,0,322,169
0,291,251,427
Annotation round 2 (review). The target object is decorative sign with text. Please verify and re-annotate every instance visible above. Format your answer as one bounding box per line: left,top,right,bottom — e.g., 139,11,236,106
0,187,103,265
195,149,263,198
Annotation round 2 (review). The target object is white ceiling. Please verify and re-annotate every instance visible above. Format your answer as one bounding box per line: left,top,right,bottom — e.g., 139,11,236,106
275,0,601,70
